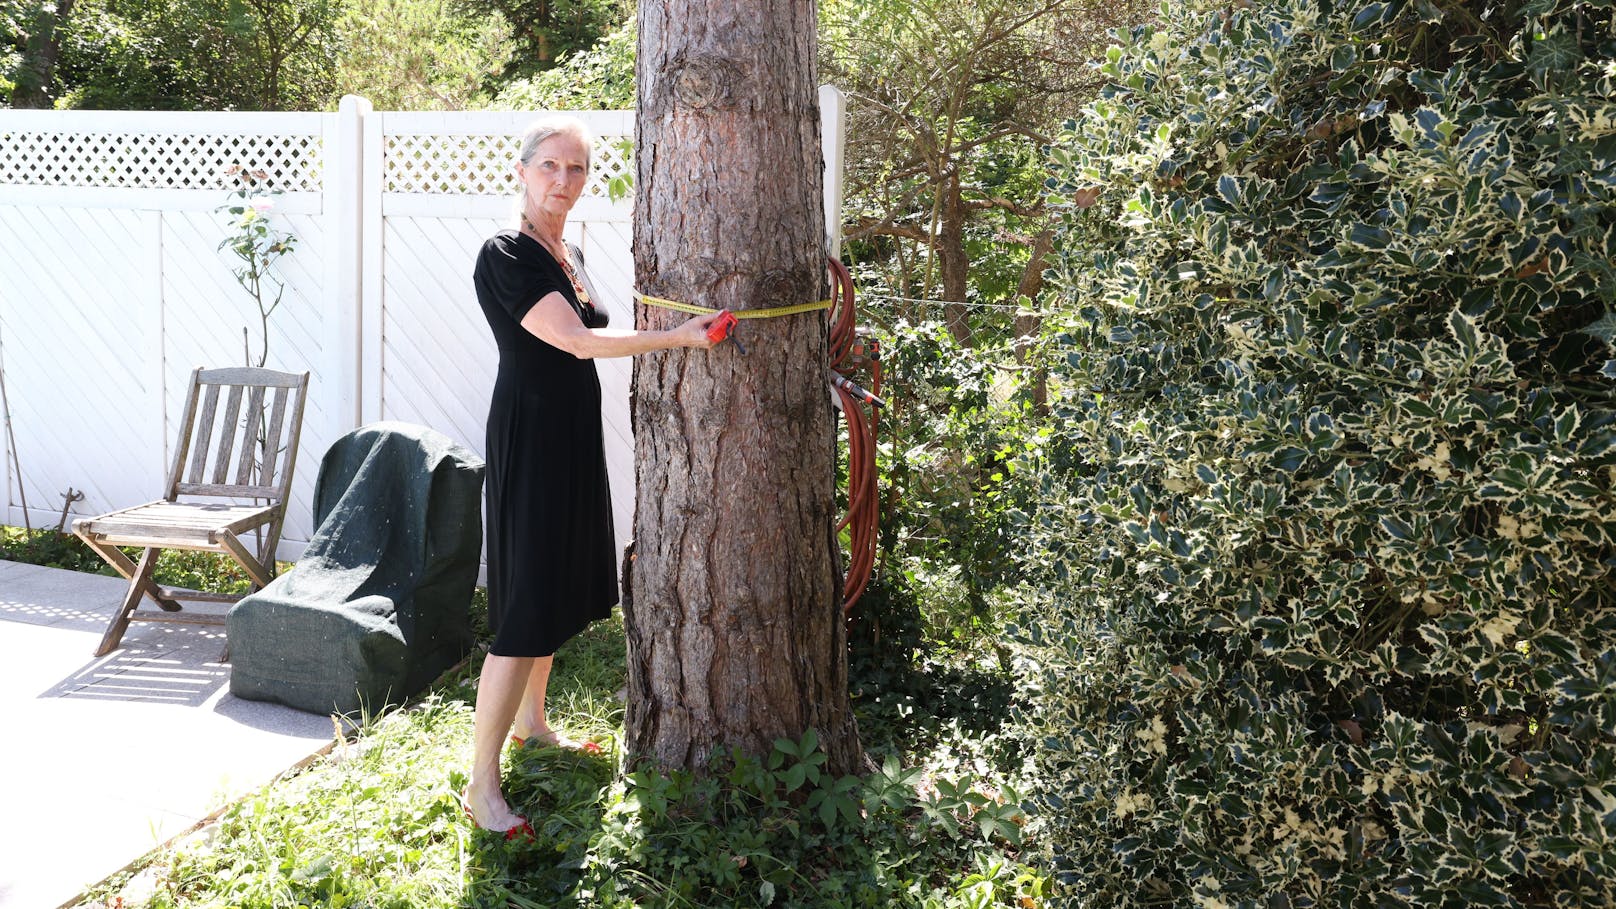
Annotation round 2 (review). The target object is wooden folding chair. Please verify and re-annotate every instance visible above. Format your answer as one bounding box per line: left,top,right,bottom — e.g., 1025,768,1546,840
74,366,310,657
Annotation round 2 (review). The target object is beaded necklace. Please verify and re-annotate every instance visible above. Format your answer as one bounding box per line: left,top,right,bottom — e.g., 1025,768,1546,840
521,214,591,307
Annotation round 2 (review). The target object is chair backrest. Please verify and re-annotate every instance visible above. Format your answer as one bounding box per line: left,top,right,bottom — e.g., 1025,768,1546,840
164,366,310,503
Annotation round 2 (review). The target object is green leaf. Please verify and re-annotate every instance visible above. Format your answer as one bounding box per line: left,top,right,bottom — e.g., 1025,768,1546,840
784,764,807,792
1351,2,1386,30
1349,223,1392,249
839,796,861,826
1309,181,1349,208
1277,650,1318,670
1217,175,1241,207
1273,447,1306,471
1527,27,1582,75
1578,311,1616,346
1554,407,1580,443
1381,515,1415,540
1448,309,1481,357
1403,399,1438,419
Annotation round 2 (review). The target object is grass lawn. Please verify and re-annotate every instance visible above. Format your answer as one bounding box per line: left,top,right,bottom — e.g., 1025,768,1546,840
0,529,1045,908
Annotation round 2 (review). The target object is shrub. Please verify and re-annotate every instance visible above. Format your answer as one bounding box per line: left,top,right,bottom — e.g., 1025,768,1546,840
1020,0,1616,905
848,572,1025,771
872,318,1043,628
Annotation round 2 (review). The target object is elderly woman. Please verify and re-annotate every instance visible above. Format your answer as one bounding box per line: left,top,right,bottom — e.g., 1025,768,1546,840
463,116,720,833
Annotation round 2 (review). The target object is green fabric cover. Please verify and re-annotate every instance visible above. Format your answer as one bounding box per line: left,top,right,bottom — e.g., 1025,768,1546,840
228,421,485,716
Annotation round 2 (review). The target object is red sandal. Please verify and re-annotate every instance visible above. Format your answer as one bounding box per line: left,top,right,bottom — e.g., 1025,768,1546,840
460,790,535,840
510,733,604,754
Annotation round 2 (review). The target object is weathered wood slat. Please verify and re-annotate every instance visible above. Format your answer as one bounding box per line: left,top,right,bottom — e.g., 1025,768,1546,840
217,531,273,588
187,383,221,485
80,518,278,546
83,520,221,540
262,387,289,487
91,538,231,553
80,518,216,533
211,384,244,484
166,366,204,498
82,502,273,523
86,511,260,528
224,506,280,536
129,610,229,626
94,547,160,656
274,373,309,507
153,585,243,603
197,366,306,387
174,482,281,498
236,385,266,485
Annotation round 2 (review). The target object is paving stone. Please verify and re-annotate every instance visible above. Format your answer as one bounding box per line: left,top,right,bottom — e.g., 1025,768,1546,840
0,560,333,909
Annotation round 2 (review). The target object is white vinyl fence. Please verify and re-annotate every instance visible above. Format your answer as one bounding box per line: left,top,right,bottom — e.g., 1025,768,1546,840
0,89,846,560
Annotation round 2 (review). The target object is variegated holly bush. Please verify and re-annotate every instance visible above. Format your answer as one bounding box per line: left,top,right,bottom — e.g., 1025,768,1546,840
1017,0,1616,905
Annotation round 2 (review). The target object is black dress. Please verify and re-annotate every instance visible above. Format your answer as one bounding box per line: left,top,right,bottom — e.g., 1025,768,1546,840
473,229,616,657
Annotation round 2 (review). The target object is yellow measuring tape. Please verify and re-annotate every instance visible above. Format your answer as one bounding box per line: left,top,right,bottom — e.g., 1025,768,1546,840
634,291,833,319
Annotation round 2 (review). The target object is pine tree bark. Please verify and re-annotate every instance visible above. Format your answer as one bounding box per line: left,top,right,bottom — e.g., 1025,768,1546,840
626,0,863,775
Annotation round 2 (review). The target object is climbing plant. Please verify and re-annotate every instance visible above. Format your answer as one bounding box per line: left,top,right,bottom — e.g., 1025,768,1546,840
1019,0,1616,904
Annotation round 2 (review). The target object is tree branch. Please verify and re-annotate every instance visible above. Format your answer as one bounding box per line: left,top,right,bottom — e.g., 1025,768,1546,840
964,196,1045,218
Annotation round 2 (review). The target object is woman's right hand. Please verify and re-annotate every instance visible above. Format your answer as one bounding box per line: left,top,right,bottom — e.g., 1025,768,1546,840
675,311,724,350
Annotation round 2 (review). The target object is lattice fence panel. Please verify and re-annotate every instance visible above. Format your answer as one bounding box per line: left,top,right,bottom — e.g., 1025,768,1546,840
0,131,323,191
383,134,632,197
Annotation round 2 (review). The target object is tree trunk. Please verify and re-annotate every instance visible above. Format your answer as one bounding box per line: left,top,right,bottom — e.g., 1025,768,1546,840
627,0,863,775
1013,229,1053,410
938,169,972,345
10,0,76,109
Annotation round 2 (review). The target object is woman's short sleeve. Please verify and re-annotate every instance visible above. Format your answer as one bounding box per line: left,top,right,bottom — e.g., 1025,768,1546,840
475,235,570,323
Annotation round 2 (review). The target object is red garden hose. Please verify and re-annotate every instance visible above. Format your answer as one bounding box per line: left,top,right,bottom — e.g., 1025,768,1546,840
828,257,881,614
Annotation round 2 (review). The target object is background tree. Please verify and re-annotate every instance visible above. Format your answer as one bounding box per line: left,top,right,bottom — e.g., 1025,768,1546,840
49,0,192,110
333,0,512,110
626,0,862,775
224,0,340,108
821,0,1142,344
809,0,1149,643
2,0,75,107
491,16,634,110
456,0,624,80
21,0,342,110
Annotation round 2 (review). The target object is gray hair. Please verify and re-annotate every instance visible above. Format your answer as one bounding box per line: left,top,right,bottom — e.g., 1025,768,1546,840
512,115,593,225
517,115,593,170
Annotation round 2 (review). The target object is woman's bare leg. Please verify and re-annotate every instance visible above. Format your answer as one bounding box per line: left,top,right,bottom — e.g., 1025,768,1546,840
464,653,533,830
512,655,571,744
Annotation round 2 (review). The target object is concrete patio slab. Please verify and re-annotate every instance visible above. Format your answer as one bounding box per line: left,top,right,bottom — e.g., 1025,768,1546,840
0,560,334,909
